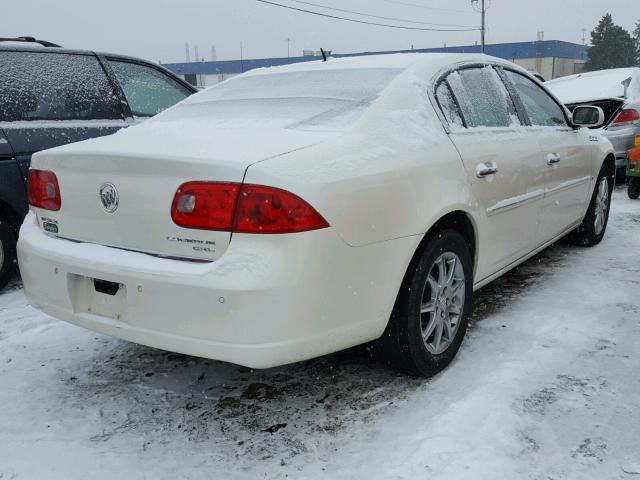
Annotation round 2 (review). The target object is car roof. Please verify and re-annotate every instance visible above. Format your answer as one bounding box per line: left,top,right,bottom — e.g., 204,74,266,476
0,43,197,93
241,52,517,79
0,43,152,63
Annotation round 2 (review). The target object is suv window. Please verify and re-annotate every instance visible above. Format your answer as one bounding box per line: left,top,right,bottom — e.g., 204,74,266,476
0,51,123,122
504,70,567,127
109,61,191,118
445,66,519,128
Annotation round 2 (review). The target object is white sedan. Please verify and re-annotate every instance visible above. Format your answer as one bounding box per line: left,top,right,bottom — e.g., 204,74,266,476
18,53,615,376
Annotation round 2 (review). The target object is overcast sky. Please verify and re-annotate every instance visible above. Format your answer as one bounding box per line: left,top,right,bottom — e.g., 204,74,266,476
5,0,639,64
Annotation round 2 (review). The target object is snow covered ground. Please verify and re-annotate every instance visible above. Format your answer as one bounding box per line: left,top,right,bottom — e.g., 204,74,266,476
1,187,639,480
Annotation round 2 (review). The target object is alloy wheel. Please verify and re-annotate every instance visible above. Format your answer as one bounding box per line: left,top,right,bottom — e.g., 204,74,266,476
420,252,466,355
594,177,609,236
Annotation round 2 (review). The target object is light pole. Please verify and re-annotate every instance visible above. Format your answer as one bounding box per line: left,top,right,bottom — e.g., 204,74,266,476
240,41,244,73
286,38,290,58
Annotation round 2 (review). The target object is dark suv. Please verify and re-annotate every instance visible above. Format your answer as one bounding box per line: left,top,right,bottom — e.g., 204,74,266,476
0,37,197,289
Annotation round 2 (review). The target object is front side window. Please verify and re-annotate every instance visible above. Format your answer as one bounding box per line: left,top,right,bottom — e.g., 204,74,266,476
110,61,191,118
504,70,567,127
0,51,122,122
445,66,519,128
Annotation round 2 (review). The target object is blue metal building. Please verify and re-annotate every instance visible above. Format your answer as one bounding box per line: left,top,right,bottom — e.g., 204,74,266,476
164,40,587,84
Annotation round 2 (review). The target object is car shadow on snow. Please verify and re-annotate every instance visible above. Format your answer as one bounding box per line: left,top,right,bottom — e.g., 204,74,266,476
14,242,574,464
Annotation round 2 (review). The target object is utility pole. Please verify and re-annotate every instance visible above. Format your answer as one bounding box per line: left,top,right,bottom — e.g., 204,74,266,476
471,0,486,53
480,0,486,53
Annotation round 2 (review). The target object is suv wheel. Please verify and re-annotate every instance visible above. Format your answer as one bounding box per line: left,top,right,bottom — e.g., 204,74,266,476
378,230,474,376
0,219,17,290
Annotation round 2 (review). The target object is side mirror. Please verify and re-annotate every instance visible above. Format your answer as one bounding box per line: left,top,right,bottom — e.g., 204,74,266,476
572,105,605,128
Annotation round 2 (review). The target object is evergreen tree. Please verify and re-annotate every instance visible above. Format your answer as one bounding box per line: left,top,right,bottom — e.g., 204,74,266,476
634,20,640,65
585,14,636,71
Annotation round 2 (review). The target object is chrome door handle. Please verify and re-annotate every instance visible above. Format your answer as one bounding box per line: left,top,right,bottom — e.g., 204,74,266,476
476,162,498,178
547,153,561,165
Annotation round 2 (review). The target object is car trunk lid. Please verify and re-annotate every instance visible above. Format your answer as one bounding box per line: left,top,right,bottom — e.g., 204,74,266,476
30,122,326,261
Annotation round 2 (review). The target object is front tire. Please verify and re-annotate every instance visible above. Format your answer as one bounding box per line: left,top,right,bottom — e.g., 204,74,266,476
378,230,474,376
569,162,614,247
0,219,17,290
628,177,640,200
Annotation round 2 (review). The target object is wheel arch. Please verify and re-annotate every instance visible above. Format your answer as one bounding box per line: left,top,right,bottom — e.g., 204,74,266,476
603,152,616,176
0,198,22,235
396,209,478,301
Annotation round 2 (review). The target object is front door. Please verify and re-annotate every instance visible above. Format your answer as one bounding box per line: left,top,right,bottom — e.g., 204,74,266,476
503,70,593,239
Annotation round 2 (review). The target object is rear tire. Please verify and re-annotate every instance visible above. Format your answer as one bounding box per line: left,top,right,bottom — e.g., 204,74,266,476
0,219,17,291
569,162,614,247
378,230,474,377
628,177,640,200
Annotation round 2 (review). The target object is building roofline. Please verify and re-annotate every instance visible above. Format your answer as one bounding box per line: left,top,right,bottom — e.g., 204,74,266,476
164,40,587,76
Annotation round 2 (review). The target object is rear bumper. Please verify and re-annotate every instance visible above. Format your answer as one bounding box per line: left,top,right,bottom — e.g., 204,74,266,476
17,213,414,368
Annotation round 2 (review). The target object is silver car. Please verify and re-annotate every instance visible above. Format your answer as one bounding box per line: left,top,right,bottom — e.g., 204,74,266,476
547,68,640,178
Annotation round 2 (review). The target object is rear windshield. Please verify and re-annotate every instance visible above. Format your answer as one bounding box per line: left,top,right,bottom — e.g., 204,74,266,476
0,51,122,122
157,68,402,130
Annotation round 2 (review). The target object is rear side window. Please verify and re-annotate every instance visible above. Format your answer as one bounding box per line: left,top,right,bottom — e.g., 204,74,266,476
0,51,122,122
445,66,519,128
504,70,567,127
109,61,191,118
435,82,464,128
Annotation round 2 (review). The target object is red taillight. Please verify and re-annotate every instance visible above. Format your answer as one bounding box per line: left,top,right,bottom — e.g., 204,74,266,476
611,108,640,126
171,182,240,230
233,184,329,233
171,182,329,234
28,169,61,211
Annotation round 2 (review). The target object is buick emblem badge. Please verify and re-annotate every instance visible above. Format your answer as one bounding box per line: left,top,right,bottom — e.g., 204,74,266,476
99,182,119,213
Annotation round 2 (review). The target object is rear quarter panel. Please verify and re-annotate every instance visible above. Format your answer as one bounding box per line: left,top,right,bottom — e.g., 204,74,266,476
243,70,478,249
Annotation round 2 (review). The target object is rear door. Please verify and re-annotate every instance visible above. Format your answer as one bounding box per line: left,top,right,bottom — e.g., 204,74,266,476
436,65,547,279
503,69,592,239
0,49,128,189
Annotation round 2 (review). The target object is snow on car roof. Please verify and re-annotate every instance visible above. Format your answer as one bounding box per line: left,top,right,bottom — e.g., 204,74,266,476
160,52,512,134
241,52,503,77
546,68,640,104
